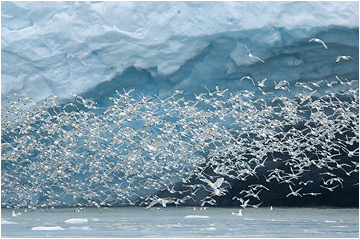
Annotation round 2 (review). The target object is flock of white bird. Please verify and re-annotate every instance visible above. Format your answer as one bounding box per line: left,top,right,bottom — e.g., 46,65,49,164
1,38,358,212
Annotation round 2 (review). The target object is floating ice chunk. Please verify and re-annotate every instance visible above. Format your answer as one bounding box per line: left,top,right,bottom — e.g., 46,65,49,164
31,226,64,230
184,215,210,219
65,218,89,224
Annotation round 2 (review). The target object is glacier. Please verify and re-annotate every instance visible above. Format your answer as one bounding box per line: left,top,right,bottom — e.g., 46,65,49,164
1,1,359,209
1,1,359,102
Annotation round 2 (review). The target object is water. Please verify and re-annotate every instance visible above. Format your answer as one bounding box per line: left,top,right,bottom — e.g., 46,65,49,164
2,207,358,237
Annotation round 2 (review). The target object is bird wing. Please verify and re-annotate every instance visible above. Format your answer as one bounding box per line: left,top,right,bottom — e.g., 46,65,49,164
260,78,268,85
240,76,251,81
244,44,251,54
316,80,323,85
252,56,265,63
127,88,136,94
321,41,328,49
161,199,168,207
199,177,212,185
240,76,255,85
146,199,160,208
308,38,316,42
214,177,224,188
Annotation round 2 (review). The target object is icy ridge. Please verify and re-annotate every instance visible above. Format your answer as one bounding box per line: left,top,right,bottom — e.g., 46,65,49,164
1,1,359,101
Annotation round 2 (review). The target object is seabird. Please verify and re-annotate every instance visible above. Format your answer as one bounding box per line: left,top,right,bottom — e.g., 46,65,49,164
336,55,355,63
309,38,328,49
244,44,265,63
231,209,242,216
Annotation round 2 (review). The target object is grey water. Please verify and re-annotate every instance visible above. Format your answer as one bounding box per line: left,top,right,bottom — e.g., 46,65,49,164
2,207,358,238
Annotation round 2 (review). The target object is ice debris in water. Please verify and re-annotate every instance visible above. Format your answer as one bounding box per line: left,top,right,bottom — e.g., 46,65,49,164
31,226,64,231
65,218,89,224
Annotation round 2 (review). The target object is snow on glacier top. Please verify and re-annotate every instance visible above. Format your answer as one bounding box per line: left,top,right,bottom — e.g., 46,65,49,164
1,1,359,101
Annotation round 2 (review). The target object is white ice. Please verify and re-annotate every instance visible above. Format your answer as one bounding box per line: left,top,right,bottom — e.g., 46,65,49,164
1,1,358,102
184,215,210,219
31,226,64,230
64,218,89,224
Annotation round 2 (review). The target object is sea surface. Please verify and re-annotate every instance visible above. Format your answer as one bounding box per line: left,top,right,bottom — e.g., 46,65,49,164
1,207,358,238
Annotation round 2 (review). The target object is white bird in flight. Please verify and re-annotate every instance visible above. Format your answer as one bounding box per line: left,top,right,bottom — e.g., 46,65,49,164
320,185,340,192
240,76,255,86
146,197,171,209
308,38,328,49
257,78,268,88
239,198,250,208
199,177,225,196
336,55,355,63
244,44,265,63
286,185,303,198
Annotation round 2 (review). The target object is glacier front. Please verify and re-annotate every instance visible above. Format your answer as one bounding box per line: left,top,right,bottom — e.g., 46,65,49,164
1,1,359,209
1,1,359,102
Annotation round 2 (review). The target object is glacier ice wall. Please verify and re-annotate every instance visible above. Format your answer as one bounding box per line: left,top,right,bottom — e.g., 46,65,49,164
1,1,359,102
1,1,359,209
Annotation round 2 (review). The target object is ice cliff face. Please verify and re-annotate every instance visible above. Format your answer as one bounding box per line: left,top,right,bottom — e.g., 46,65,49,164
1,1,359,102
1,2,359,209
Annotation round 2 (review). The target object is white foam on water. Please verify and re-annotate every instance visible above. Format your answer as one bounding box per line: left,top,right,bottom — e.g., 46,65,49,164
31,226,64,230
205,227,217,230
64,218,89,224
303,229,319,234
1,219,18,224
68,226,95,230
166,223,182,228
184,215,210,219
229,228,241,230
156,224,166,228
325,220,337,223
266,219,289,222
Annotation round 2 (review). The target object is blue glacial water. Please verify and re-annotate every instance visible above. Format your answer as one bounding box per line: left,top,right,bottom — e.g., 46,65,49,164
2,207,358,238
